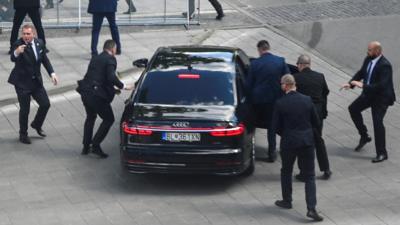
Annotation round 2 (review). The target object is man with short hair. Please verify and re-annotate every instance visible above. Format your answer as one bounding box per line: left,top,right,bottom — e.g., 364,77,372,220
77,40,134,158
294,54,332,180
341,41,396,163
9,0,46,54
9,24,59,144
246,40,290,162
273,74,323,222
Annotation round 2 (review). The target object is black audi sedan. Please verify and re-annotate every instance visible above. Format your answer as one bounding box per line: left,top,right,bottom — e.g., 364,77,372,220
120,46,255,176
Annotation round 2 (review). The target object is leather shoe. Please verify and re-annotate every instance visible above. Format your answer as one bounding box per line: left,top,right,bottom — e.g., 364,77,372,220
321,170,332,180
81,145,91,155
295,173,306,182
265,151,277,163
371,155,387,163
216,13,225,20
275,200,292,209
307,209,324,221
31,124,46,137
19,135,31,144
355,135,372,151
92,146,108,158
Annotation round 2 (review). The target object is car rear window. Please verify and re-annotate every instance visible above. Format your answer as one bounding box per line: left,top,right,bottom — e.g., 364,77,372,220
137,70,235,105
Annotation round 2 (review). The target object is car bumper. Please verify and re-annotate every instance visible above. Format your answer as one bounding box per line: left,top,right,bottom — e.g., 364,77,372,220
120,145,248,175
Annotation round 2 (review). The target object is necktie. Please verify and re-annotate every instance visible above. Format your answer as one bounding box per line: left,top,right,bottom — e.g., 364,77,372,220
27,42,38,61
366,61,373,85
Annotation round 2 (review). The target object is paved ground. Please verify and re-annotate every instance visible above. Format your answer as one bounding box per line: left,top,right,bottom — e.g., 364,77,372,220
1,0,400,224
1,26,400,224
227,0,400,95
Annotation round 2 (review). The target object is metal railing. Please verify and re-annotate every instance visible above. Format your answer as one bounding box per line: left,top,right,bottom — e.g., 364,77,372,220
0,0,201,30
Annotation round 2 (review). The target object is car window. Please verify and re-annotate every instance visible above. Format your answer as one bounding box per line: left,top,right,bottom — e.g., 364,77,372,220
137,70,235,106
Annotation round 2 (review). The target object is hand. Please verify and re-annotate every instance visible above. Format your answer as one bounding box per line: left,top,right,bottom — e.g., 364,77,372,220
124,84,135,91
51,73,59,86
350,80,363,88
15,44,27,55
340,83,351,91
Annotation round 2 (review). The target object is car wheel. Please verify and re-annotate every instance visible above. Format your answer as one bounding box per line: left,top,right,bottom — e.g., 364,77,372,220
241,135,255,176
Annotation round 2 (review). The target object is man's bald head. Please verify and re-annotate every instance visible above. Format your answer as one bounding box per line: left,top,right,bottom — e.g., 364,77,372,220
367,41,382,58
296,54,311,72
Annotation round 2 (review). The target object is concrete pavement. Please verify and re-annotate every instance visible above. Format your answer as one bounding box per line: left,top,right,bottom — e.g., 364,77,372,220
1,0,400,224
0,25,400,224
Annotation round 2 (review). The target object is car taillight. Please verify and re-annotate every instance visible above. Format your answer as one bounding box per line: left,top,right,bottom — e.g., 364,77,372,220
122,122,153,136
210,123,245,137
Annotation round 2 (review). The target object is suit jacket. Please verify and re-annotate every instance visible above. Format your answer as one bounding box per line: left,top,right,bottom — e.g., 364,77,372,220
9,38,54,90
77,51,124,103
88,0,117,13
350,56,396,106
246,53,290,104
294,67,329,119
272,91,319,150
14,0,40,9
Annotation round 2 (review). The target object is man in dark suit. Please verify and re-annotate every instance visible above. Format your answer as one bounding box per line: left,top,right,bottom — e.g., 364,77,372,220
246,40,290,162
183,0,224,20
9,0,46,54
88,0,121,56
341,41,396,163
273,74,323,222
293,55,332,180
9,24,59,144
77,40,134,158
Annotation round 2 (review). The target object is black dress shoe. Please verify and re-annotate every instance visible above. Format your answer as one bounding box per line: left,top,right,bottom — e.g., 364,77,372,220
31,124,46,137
116,49,121,55
307,209,324,221
275,200,292,209
216,13,225,20
371,155,387,163
81,146,91,155
92,146,108,158
321,170,332,180
355,136,372,151
295,173,306,182
19,135,31,144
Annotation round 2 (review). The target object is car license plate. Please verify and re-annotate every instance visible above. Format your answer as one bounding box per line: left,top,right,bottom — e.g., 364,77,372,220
162,132,201,142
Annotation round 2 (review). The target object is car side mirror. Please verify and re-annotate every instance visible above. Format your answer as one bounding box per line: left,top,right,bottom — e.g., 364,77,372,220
133,58,148,68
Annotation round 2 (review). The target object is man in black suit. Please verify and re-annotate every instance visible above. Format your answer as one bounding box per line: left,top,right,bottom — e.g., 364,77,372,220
77,40,134,158
9,0,46,54
247,40,290,162
273,74,323,222
293,55,332,180
341,41,396,163
9,24,59,144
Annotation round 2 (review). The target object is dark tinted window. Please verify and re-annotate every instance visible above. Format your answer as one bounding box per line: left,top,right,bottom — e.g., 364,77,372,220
137,70,235,106
150,50,234,71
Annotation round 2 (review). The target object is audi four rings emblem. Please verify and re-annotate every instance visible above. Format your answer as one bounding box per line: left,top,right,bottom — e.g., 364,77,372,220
172,122,190,128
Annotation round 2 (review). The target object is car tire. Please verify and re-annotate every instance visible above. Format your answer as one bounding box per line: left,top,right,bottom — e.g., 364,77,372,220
241,135,255,176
